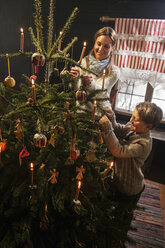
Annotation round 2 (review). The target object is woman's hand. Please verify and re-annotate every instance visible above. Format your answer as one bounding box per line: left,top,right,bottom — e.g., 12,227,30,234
70,67,80,79
82,75,93,86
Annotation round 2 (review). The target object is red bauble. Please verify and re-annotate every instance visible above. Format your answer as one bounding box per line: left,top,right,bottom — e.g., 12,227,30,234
30,75,37,83
33,133,47,148
70,149,80,160
76,90,86,101
31,53,45,73
0,141,7,151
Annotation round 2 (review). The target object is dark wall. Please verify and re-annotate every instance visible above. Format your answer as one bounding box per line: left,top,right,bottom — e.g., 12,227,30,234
55,0,165,58
0,0,34,85
0,0,165,84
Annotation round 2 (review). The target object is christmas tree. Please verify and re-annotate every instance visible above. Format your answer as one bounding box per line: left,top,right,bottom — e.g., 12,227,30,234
0,1,134,247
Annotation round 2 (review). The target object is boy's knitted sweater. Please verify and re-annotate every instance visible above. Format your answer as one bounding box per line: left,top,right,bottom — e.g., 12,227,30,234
101,116,152,196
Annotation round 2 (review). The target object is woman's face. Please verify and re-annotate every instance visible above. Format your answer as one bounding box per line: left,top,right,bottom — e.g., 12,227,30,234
94,35,114,60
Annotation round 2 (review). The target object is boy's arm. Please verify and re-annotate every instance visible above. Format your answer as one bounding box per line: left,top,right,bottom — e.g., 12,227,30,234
104,109,130,139
99,115,151,158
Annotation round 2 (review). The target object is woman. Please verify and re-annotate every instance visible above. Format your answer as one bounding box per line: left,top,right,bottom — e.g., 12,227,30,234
70,26,120,110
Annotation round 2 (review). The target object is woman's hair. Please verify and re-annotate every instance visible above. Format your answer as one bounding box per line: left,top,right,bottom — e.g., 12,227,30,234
136,102,163,129
94,27,117,47
87,27,117,76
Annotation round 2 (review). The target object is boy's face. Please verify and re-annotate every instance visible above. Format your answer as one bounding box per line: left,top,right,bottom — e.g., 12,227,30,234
130,108,152,134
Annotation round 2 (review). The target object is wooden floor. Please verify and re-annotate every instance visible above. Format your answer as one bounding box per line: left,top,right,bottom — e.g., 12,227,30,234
160,182,165,248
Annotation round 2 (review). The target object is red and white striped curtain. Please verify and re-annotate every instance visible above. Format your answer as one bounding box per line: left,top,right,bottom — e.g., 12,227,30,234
113,18,165,86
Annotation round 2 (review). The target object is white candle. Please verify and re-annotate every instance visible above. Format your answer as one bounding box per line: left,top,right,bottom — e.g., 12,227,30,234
79,41,86,63
20,28,24,52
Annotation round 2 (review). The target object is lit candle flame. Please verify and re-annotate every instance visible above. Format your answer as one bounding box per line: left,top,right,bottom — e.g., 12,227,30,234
20,28,23,33
30,163,34,169
78,181,81,189
110,161,113,168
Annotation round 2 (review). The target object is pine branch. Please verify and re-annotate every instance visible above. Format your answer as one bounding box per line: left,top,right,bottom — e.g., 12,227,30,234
49,7,79,57
2,105,34,119
62,37,78,55
0,52,22,58
28,27,40,49
51,54,99,76
32,0,46,55
47,0,55,53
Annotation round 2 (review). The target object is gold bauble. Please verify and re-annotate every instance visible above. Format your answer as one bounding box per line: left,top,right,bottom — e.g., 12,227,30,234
4,76,15,87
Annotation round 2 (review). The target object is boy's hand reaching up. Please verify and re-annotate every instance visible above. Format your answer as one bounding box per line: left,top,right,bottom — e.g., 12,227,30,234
99,115,110,125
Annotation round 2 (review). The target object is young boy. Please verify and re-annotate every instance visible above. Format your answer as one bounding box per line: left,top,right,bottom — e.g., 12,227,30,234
99,102,163,241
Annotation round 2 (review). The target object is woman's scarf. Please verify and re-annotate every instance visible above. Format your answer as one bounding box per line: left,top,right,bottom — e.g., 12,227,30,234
88,55,109,75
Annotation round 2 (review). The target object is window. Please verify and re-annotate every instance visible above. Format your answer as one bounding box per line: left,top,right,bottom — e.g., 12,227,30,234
115,79,165,121
152,84,165,118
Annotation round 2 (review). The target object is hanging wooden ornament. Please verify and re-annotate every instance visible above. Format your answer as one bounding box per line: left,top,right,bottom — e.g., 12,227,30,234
48,169,59,184
65,101,70,108
19,147,30,158
76,165,85,180
48,133,55,147
70,135,80,160
14,119,23,142
39,163,46,170
98,129,104,144
19,147,30,167
33,133,47,148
